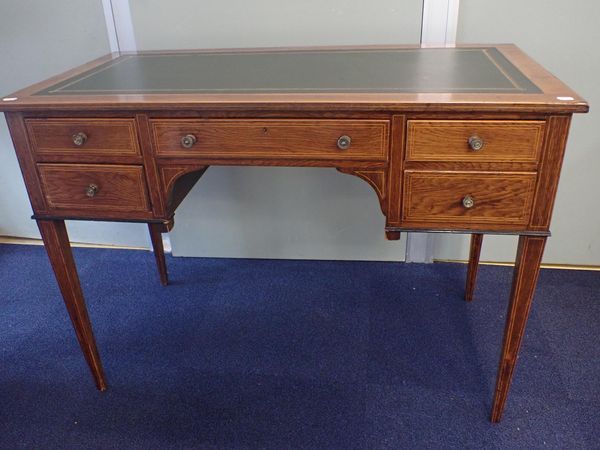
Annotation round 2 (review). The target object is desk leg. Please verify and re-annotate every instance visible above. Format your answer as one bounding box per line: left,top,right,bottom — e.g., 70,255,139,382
148,223,168,286
465,233,483,301
491,235,546,422
37,219,107,391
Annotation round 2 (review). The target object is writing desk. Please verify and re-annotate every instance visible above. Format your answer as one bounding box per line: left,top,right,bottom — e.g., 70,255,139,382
1,45,588,422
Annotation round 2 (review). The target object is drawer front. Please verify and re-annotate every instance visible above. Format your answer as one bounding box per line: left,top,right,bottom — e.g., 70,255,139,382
151,119,389,160
402,171,537,225
26,119,140,157
38,164,150,212
406,120,545,162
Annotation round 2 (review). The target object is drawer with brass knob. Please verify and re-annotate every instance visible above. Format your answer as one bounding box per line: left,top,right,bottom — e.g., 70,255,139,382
150,119,389,161
37,163,151,213
401,170,537,228
25,118,141,159
405,120,545,163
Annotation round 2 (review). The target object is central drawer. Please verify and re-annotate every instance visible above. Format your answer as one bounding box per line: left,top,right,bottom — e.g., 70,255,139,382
150,119,389,160
402,170,537,226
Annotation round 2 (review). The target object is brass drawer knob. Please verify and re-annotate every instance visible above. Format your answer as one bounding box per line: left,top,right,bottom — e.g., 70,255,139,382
85,183,99,198
72,132,88,146
468,135,484,151
462,195,475,209
181,134,197,149
337,135,352,150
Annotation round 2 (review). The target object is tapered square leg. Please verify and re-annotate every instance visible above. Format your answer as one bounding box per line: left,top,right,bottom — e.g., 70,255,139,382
490,235,546,422
465,233,483,301
37,219,107,391
148,223,168,286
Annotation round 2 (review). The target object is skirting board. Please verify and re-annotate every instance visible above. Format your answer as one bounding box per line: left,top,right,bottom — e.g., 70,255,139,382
1,235,599,271
0,235,147,251
436,258,600,272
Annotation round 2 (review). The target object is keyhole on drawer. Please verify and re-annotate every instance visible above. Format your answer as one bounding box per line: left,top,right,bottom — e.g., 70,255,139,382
263,127,268,134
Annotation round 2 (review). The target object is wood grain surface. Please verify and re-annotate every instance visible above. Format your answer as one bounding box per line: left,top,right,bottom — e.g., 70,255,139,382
491,235,547,422
38,164,150,213
406,120,544,162
465,233,484,301
36,219,107,391
402,171,537,226
25,118,140,158
151,119,389,160
148,223,168,286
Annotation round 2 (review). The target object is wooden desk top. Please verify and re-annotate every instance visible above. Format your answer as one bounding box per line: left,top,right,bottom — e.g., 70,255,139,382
1,45,588,113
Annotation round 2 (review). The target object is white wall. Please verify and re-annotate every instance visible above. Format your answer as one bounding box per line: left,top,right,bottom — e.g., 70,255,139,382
3,1,596,265
129,0,423,49
434,0,600,265
0,0,150,247
128,0,424,260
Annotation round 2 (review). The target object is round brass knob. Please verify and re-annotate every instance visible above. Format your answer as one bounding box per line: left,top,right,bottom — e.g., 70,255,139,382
468,135,484,151
181,134,197,149
85,183,99,198
462,195,475,209
72,132,88,146
337,135,352,150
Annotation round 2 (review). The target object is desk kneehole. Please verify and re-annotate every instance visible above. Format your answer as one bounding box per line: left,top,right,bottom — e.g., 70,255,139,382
401,170,537,227
150,119,390,161
37,163,151,213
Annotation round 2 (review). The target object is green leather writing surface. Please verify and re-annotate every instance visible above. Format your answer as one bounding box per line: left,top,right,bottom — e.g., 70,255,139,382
36,48,540,95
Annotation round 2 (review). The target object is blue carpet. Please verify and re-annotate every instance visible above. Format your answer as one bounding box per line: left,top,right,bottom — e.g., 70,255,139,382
0,243,598,449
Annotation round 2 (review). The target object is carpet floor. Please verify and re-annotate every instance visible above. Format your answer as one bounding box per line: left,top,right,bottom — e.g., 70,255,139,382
0,243,598,449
